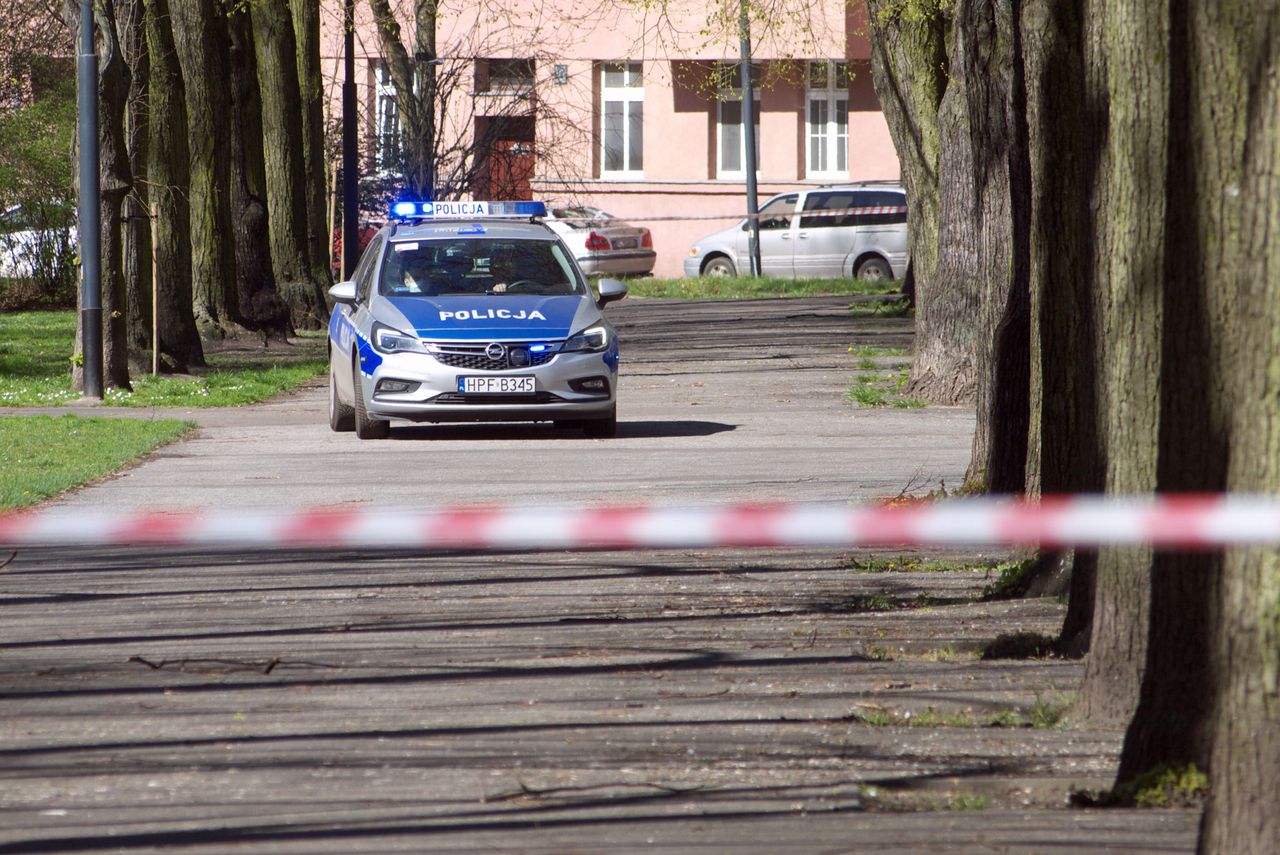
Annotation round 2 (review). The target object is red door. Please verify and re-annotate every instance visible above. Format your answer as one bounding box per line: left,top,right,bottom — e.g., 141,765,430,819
487,140,535,200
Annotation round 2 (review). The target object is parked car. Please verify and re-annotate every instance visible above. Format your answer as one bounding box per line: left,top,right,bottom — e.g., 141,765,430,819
684,182,909,280
544,205,655,277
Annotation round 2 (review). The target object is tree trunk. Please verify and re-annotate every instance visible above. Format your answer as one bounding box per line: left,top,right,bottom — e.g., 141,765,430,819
289,0,332,287
66,0,133,392
1020,0,1106,654
865,1,977,406
169,0,240,338
226,2,291,341
1200,6,1280,844
367,0,424,192
145,0,203,370
1119,0,1275,812
251,0,328,330
1072,0,1167,727
119,0,150,369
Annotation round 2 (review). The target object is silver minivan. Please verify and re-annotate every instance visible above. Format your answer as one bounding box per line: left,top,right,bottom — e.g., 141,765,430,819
683,182,909,280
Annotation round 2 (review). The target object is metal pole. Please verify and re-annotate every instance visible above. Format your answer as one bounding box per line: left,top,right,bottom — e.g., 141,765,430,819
151,202,159,375
341,0,359,281
738,0,761,277
76,0,102,398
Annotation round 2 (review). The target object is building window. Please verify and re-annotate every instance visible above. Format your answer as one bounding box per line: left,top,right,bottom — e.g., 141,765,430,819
601,61,643,175
375,63,400,171
806,60,849,178
479,58,536,94
717,62,760,178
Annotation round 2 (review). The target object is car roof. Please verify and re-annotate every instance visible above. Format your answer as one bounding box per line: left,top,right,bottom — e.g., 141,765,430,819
384,218,560,242
812,181,905,191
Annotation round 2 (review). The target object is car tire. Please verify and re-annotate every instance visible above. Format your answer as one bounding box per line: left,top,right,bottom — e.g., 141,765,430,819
854,256,892,280
582,407,617,439
701,256,736,277
329,366,355,432
352,359,390,440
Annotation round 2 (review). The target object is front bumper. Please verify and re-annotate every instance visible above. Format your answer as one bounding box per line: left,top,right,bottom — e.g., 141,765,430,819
682,256,704,277
360,347,617,424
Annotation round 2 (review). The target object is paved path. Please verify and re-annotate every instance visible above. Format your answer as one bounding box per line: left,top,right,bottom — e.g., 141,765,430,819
0,298,1198,852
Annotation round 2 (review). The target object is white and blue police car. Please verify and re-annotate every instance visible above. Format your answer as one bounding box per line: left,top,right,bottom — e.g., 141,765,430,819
327,200,628,439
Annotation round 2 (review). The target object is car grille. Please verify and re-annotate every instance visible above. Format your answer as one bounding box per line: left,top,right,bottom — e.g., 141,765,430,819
431,391,563,405
428,343,557,371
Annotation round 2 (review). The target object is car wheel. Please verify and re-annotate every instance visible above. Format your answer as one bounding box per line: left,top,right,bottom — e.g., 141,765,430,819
855,256,892,280
701,256,736,277
582,407,617,439
329,365,355,432
352,359,390,440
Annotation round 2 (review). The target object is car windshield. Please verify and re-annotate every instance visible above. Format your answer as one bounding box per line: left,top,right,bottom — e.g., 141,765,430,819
380,238,586,298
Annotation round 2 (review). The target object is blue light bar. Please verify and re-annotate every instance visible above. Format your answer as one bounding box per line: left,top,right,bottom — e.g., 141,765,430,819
388,200,547,220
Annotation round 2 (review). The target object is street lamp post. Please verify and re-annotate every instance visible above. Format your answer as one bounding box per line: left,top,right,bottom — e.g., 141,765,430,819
738,0,761,277
76,0,102,398
341,0,359,281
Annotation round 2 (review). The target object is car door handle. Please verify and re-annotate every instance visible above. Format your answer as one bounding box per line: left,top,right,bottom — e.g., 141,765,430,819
796,232,809,239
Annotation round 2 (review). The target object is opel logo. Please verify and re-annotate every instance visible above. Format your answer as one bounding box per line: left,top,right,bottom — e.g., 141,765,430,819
485,343,506,361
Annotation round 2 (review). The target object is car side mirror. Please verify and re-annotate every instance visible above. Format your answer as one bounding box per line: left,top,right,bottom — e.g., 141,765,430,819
596,278,628,308
329,280,357,305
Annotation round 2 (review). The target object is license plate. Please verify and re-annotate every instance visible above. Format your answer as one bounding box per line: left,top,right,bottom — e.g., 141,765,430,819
460,375,535,394
612,238,636,249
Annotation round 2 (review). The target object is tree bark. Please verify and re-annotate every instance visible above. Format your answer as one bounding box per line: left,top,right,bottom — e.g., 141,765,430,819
865,1,978,407
226,1,291,341
251,0,328,330
119,0,150,368
289,0,332,287
1120,0,1278,822
145,0,203,369
1020,0,1107,654
169,0,240,337
1072,0,1167,727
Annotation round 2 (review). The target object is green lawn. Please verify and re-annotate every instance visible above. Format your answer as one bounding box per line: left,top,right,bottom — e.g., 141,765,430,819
0,414,193,509
0,310,326,509
0,311,326,408
616,274,901,300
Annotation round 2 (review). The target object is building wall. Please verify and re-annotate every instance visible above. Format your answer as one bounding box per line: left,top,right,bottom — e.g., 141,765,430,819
321,1,900,277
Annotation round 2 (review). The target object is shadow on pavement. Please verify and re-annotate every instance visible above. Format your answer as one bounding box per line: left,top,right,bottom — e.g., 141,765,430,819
387,420,736,441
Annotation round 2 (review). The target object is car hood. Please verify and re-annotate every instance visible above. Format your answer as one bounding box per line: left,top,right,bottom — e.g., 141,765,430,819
382,294,594,341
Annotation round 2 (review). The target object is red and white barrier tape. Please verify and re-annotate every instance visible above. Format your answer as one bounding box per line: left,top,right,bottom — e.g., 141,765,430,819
2,496,1279,550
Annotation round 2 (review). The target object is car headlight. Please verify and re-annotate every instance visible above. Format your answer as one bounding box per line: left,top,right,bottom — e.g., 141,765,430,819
373,323,427,354
561,324,609,353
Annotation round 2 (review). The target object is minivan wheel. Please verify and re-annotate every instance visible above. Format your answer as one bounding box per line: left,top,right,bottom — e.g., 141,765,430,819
352,359,390,440
701,256,736,277
855,256,892,280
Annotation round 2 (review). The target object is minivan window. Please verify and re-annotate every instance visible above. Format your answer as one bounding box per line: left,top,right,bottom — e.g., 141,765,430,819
799,190,907,229
747,193,797,231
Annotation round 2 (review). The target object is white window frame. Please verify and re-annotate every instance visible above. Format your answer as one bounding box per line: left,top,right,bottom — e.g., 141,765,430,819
716,62,761,179
375,63,400,173
806,60,849,179
600,61,644,177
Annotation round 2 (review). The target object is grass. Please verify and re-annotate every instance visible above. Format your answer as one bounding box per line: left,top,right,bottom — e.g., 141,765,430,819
615,274,900,300
847,367,927,410
0,414,193,509
0,311,326,408
1072,764,1208,809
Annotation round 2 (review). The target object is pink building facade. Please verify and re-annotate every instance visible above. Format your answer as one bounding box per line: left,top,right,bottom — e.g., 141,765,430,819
320,1,900,277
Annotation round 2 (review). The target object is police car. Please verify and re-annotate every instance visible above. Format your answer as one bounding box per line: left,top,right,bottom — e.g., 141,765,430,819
327,200,627,439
